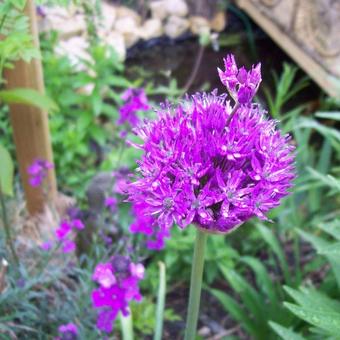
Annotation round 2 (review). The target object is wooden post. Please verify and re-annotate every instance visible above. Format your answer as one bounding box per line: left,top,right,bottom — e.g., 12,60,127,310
4,0,57,214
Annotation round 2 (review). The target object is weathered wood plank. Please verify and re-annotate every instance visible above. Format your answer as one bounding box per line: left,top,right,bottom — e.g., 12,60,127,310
236,0,340,98
5,0,57,214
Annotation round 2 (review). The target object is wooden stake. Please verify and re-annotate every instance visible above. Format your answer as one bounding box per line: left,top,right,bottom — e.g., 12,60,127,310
4,0,57,214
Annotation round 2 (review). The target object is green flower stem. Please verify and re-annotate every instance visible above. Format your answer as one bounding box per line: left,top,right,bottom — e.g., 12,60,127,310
184,228,208,340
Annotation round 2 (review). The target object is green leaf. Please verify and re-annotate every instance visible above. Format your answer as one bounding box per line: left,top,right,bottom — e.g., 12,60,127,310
284,302,340,335
315,111,340,121
256,224,291,284
9,0,27,10
0,144,14,196
0,88,58,112
241,256,278,304
318,242,340,256
269,321,306,340
210,288,257,336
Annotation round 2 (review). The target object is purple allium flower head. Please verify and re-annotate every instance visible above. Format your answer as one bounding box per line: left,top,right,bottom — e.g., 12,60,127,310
91,257,144,333
27,159,53,187
58,323,78,340
128,54,295,234
118,88,150,128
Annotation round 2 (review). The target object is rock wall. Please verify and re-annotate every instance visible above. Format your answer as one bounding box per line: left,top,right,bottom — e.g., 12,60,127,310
38,0,226,63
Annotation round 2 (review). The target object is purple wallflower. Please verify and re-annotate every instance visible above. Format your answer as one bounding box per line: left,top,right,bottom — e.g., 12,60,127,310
105,197,118,212
54,218,85,253
129,202,170,251
27,159,53,187
128,54,295,234
118,88,150,128
57,323,78,340
91,257,144,333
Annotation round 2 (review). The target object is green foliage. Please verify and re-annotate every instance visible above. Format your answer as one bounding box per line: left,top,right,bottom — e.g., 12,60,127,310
0,88,58,111
0,0,39,81
211,224,300,340
159,227,237,286
41,34,135,192
264,63,309,119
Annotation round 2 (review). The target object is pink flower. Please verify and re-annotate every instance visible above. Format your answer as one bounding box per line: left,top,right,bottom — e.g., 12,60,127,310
27,159,53,187
92,263,116,288
58,322,78,338
62,239,76,253
105,197,117,212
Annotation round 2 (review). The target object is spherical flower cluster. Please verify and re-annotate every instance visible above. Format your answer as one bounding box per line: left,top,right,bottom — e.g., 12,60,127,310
128,54,295,234
27,159,53,187
91,256,144,333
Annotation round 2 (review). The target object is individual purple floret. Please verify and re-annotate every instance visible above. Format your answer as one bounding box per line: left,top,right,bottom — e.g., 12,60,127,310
91,256,144,333
118,88,150,127
57,323,78,340
128,54,295,234
27,159,53,187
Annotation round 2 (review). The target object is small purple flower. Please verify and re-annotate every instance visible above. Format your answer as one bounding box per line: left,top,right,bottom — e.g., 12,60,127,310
53,218,85,253
105,197,118,212
128,54,295,234
27,159,53,187
91,257,144,333
55,221,72,240
41,241,53,251
129,202,170,251
93,263,116,288
118,88,150,128
62,239,76,253
58,323,78,340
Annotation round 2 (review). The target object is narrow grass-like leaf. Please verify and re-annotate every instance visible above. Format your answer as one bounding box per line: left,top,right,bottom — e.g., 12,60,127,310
210,288,257,336
241,256,278,304
256,224,291,285
269,321,306,340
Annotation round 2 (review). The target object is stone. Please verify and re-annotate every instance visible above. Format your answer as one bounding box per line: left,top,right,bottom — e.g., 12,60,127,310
139,18,163,40
115,5,142,25
149,1,167,20
189,16,211,36
38,6,86,39
101,1,117,31
114,17,140,48
164,16,189,39
210,11,227,32
55,36,92,71
165,0,189,17
104,32,126,60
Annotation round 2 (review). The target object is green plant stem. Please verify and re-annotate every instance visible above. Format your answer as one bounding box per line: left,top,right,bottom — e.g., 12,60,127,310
120,312,134,340
154,261,166,340
0,187,19,265
184,228,207,340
